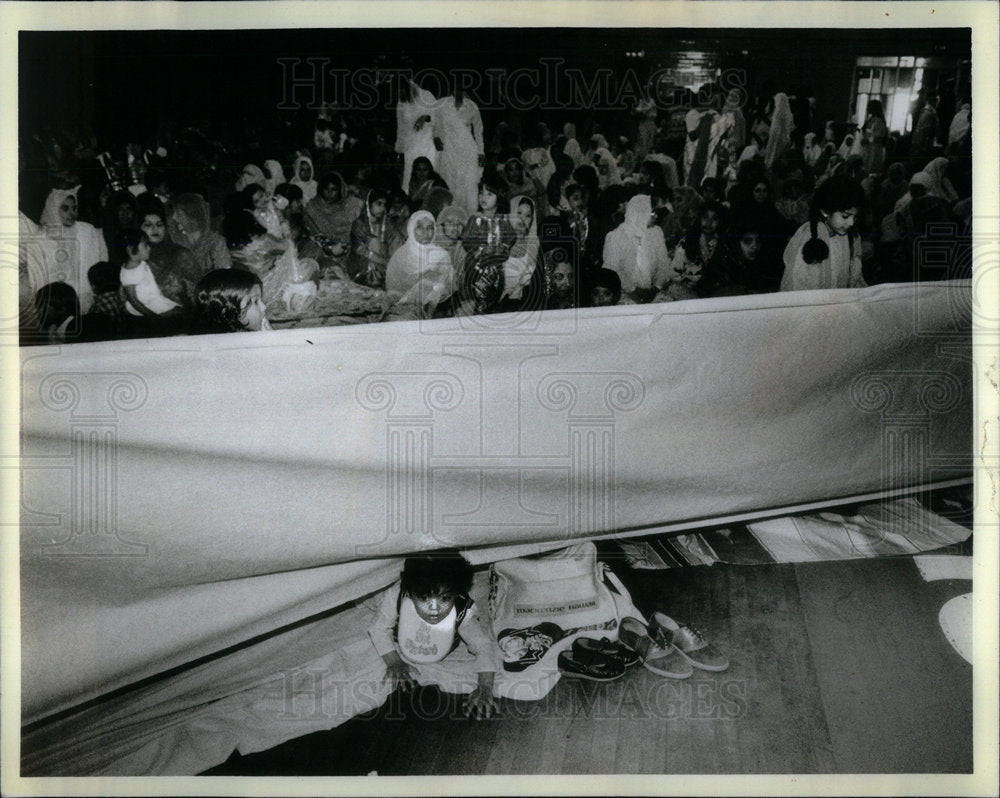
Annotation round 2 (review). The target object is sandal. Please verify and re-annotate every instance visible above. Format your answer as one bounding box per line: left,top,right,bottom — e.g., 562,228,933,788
573,636,640,668
649,611,730,672
557,648,625,682
619,616,692,680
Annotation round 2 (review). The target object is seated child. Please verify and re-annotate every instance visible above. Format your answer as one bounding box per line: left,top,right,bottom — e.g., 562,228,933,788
82,261,127,342
194,268,271,333
368,549,501,719
22,282,80,345
585,268,622,307
114,228,184,336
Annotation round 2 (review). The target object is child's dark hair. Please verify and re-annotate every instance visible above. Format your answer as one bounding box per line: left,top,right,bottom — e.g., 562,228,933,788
88,261,120,294
802,174,866,264
195,268,263,333
34,282,80,330
564,182,584,200
222,205,268,249
401,549,473,599
586,268,622,305
112,228,147,266
478,170,510,214
366,187,390,207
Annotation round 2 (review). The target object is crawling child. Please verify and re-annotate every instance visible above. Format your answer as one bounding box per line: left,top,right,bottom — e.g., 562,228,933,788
368,549,501,719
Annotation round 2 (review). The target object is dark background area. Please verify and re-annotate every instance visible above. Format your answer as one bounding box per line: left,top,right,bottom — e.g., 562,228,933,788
20,27,972,143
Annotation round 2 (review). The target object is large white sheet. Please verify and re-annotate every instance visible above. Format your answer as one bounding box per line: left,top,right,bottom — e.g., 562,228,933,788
20,283,972,725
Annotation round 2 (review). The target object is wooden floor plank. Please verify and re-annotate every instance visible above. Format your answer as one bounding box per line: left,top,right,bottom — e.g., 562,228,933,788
202,554,973,777
427,701,501,775
531,684,576,774
505,694,565,775
557,678,600,773
795,557,973,773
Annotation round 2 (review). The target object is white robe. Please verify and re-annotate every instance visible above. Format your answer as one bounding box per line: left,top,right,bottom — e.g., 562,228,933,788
436,95,484,214
602,195,669,293
396,83,440,191
41,221,108,313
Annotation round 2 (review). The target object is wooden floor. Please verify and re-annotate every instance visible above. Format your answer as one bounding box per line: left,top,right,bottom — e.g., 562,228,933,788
205,552,973,776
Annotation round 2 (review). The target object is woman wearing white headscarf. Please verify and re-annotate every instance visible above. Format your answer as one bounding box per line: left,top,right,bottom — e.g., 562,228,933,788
40,187,107,313
921,157,959,205
602,194,669,300
947,102,971,149
764,92,794,169
235,163,267,193
263,159,287,196
592,147,623,190
386,210,455,310
502,195,540,302
290,155,318,202
396,79,440,191
562,123,584,168
881,171,935,245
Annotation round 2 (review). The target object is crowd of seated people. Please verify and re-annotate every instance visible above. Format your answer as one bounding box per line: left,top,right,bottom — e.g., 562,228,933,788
18,77,972,344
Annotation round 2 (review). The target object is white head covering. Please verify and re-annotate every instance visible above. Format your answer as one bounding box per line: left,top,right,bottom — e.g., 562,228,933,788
386,210,455,304
593,147,623,189
894,171,934,215
948,104,971,145
615,193,666,291
290,155,318,201
922,157,958,203
624,194,653,238
235,164,267,193
40,186,80,226
562,123,583,167
764,92,794,169
263,160,287,196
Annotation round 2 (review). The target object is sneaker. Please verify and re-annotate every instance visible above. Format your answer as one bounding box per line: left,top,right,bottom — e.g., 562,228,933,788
618,617,692,679
649,611,730,672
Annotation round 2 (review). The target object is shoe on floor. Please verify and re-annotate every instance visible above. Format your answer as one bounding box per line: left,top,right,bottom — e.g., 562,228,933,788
649,611,730,672
557,648,625,682
618,617,692,679
573,636,640,668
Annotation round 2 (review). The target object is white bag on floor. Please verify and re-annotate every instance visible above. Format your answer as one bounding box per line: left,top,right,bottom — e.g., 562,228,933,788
487,542,636,701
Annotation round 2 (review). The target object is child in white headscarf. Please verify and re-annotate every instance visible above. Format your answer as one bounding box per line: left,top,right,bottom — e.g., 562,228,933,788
290,155,318,202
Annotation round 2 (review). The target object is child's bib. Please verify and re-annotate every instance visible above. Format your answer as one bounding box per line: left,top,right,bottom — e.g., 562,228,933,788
397,597,457,664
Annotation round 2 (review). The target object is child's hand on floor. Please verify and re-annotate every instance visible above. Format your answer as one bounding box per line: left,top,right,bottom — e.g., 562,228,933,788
464,687,500,720
464,672,499,720
382,652,416,691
